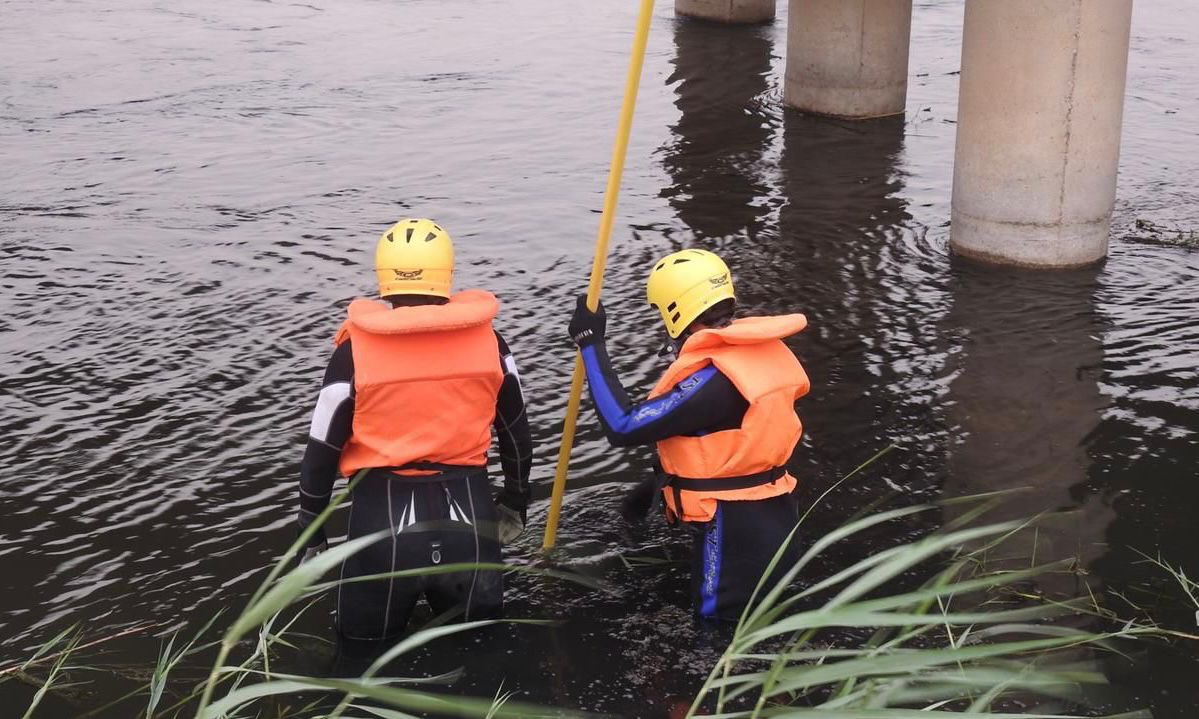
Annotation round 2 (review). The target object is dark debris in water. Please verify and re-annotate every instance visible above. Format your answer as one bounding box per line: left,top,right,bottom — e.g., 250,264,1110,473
1126,219,1199,249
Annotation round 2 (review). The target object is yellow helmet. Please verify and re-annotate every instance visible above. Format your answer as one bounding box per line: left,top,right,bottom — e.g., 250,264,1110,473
646,249,736,338
375,218,454,298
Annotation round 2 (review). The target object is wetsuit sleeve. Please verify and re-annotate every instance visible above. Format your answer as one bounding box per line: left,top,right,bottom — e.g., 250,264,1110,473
297,340,355,549
493,332,533,509
579,340,748,448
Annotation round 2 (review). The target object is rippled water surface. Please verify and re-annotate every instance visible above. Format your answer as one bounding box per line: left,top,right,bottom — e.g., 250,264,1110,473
2,0,1197,716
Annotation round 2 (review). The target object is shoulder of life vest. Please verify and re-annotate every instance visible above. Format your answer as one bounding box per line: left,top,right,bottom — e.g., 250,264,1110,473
680,313,807,353
653,313,809,398
333,289,499,345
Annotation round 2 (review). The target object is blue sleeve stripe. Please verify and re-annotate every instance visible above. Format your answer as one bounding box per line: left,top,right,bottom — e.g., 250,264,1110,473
699,504,724,618
581,346,719,437
581,344,628,430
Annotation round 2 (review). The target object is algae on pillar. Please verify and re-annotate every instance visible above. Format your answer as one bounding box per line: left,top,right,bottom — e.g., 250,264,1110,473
950,0,1134,267
675,0,775,24
784,0,913,119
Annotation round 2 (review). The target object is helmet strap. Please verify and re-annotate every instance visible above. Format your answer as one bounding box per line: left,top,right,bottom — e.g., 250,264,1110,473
657,333,681,359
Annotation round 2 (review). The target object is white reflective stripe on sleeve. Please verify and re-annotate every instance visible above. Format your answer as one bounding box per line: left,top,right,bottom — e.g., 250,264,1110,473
308,381,352,443
502,353,524,400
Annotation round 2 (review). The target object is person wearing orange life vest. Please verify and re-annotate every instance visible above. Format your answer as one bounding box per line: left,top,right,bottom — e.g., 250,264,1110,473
297,218,532,642
568,249,810,620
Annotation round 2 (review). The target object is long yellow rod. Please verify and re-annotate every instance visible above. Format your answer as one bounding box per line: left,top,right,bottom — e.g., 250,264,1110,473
543,0,656,550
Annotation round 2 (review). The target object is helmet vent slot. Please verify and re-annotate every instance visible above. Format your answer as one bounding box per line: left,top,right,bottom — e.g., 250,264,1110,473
425,231,439,242
672,258,690,265
667,301,677,311
405,227,415,242
671,311,682,324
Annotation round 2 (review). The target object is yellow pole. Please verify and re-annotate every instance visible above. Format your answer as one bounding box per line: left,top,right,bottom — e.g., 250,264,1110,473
543,0,656,550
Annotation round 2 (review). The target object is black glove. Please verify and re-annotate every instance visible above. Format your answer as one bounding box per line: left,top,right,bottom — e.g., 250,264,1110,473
568,295,606,347
620,476,659,523
495,488,530,525
300,540,327,565
495,489,530,545
298,515,328,551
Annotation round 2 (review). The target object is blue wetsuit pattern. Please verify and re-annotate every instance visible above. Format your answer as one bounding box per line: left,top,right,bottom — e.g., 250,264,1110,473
579,337,798,621
579,342,748,447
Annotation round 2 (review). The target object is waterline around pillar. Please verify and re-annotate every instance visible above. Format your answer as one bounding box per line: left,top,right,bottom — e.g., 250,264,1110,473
784,0,913,119
675,0,775,24
950,0,1134,268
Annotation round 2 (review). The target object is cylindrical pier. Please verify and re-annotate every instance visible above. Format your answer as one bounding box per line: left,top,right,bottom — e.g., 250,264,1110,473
784,0,913,119
950,0,1134,267
675,0,775,24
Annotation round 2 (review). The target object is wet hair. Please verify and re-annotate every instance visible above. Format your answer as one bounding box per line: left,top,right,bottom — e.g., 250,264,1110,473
386,294,449,308
687,298,736,333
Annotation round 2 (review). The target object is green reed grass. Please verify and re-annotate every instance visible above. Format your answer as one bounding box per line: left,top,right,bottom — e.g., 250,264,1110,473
682,496,1161,718
5,450,1188,718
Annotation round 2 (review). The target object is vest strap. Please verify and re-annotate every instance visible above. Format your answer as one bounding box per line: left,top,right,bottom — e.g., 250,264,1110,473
665,465,786,492
661,466,787,524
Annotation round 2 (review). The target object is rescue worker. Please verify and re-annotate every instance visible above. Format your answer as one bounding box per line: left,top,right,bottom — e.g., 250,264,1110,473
297,218,532,642
568,248,809,620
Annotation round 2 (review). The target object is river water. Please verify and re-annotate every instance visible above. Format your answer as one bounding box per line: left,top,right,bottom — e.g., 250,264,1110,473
1,0,1196,717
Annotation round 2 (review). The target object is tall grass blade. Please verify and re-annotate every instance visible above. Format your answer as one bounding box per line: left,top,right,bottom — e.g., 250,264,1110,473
194,472,369,717
757,710,1151,719
146,634,176,718
348,707,421,719
21,630,80,719
742,505,936,630
484,684,513,719
323,619,548,718
201,674,594,719
226,529,389,647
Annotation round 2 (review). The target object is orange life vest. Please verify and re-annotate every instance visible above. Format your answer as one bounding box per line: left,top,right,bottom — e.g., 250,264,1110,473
650,314,810,523
335,290,503,478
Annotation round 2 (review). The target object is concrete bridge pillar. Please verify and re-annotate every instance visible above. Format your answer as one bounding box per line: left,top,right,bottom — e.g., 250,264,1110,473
950,0,1134,267
675,0,775,24
784,0,913,119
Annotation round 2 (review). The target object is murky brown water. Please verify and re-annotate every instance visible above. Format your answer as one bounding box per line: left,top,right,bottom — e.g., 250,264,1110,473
1,0,1197,716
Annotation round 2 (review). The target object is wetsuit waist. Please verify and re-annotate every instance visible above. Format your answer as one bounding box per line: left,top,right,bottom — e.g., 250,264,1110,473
374,462,487,483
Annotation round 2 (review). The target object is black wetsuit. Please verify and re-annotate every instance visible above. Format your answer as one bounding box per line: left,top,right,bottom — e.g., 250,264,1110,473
580,341,800,620
299,332,532,640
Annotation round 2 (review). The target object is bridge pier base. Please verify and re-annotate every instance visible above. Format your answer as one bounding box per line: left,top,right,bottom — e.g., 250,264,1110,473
950,0,1134,267
784,0,913,119
675,0,775,24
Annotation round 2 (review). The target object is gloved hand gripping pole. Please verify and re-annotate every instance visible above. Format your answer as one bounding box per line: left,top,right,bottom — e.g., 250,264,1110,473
542,0,656,551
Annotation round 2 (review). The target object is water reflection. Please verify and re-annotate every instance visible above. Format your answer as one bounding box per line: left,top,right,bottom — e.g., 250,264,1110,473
772,110,952,551
660,17,775,244
1074,249,1199,717
941,261,1111,596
